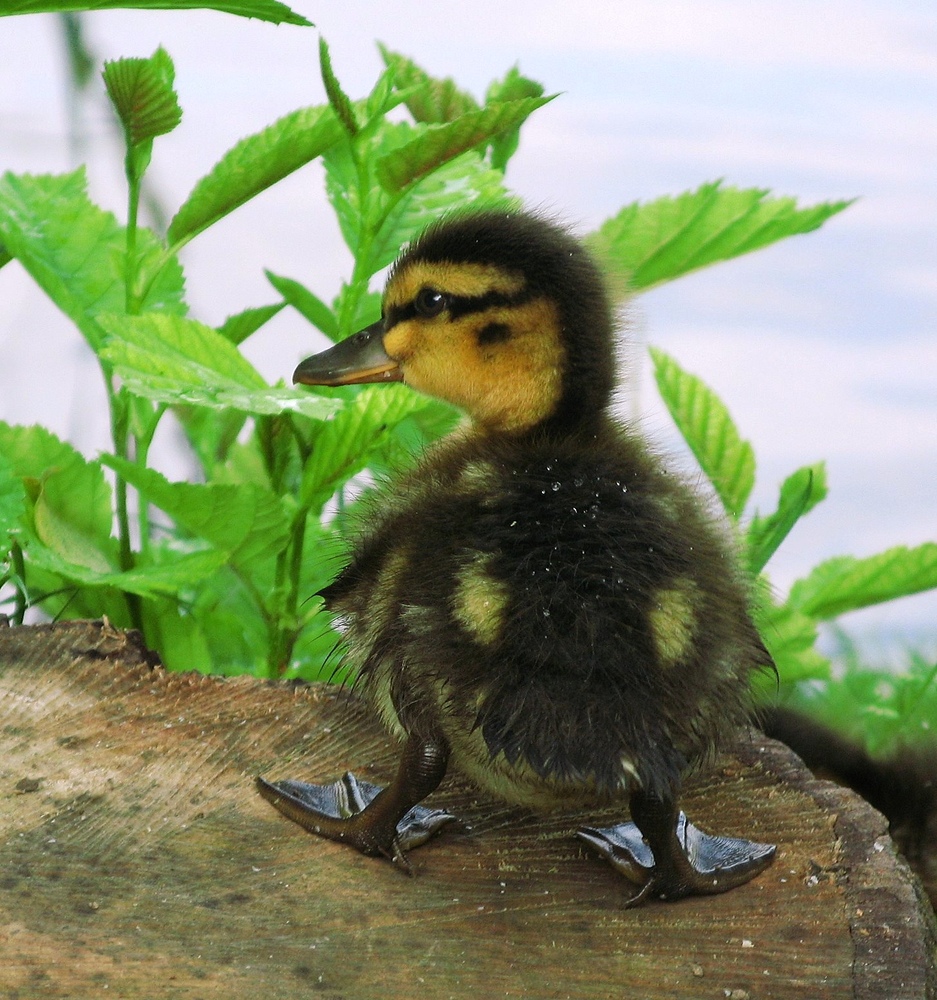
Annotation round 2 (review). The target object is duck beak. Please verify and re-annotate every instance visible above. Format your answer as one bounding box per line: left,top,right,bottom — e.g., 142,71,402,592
293,321,403,387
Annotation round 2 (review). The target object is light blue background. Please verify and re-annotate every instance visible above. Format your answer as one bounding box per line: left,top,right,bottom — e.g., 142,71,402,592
1,1,934,660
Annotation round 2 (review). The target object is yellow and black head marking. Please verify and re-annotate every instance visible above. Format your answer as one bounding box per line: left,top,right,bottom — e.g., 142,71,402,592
266,208,777,907
295,211,617,435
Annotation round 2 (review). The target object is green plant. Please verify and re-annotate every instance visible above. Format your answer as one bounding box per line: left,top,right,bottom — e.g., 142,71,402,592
1,25,934,703
779,632,937,757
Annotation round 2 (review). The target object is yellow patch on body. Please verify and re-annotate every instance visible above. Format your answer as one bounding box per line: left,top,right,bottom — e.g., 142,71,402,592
458,459,500,493
451,554,510,647
648,577,700,667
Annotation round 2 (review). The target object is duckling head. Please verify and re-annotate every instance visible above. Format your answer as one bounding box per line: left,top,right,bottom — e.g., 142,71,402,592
294,212,617,434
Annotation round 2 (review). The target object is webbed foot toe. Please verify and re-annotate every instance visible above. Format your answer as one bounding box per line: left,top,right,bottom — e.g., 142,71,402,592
578,812,776,907
256,771,455,866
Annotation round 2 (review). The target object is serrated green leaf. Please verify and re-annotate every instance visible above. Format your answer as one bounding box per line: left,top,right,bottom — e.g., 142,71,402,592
319,37,359,136
103,48,182,147
266,270,339,340
589,181,854,295
746,463,827,575
0,422,119,572
0,453,25,554
217,302,284,346
379,45,480,124
99,312,342,420
167,105,342,248
485,65,545,171
299,385,435,513
24,540,229,598
34,470,115,573
368,150,517,276
788,543,937,620
753,599,831,689
363,65,406,124
650,347,755,519
0,169,185,351
0,0,311,26
104,456,290,569
375,97,553,193
0,421,88,482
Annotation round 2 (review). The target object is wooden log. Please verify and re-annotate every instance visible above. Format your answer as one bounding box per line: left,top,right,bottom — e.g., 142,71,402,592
1,619,934,999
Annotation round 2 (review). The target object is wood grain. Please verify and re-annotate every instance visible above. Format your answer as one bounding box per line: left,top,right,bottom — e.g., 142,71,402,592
1,620,934,999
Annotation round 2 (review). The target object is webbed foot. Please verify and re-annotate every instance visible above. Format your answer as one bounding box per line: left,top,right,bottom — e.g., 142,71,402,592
256,731,452,872
256,771,454,865
578,795,775,907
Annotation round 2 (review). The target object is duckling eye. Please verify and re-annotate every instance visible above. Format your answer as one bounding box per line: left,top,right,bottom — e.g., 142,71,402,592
414,288,447,318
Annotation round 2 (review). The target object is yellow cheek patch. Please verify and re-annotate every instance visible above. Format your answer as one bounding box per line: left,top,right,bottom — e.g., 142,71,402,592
398,297,564,432
386,261,525,308
383,322,418,362
649,578,699,667
467,297,564,431
452,555,510,647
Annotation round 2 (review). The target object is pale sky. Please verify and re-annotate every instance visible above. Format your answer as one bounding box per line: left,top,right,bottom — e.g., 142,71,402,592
1,1,935,657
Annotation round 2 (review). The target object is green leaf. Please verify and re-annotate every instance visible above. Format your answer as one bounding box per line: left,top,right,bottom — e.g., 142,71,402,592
0,0,311,26
173,405,247,472
0,453,25,555
318,37,359,136
754,598,831,689
588,182,854,295
142,597,214,674
368,150,516,276
0,169,185,352
650,347,755,519
379,45,480,124
99,313,342,420
299,385,435,513
104,456,290,569
24,541,229,598
0,421,88,482
265,270,339,340
33,469,115,573
217,302,284,346
484,65,545,171
0,422,119,572
0,244,12,270
746,463,827,575
103,48,182,147
375,97,553,193
167,105,343,248
788,543,937,620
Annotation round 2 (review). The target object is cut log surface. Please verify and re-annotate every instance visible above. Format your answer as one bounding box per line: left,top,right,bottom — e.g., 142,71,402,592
1,620,934,1000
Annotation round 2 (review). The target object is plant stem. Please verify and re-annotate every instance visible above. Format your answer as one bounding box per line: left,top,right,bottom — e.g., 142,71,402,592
11,542,27,625
133,403,166,557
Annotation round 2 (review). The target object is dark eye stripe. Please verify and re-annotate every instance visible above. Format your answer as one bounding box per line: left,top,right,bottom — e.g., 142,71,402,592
386,287,532,330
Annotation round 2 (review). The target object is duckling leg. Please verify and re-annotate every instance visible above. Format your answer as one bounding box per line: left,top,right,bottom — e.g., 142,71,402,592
578,789,776,906
256,732,454,871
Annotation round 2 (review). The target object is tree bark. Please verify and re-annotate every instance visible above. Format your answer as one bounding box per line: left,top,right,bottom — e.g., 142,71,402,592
1,619,934,999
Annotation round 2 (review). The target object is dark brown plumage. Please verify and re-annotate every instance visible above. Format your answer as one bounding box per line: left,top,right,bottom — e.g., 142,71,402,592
258,210,776,904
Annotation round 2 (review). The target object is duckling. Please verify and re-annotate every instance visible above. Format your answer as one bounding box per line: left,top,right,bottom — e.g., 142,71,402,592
257,210,776,905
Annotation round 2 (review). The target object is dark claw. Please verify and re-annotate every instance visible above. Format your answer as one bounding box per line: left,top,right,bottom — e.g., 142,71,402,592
256,772,455,854
578,812,776,905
